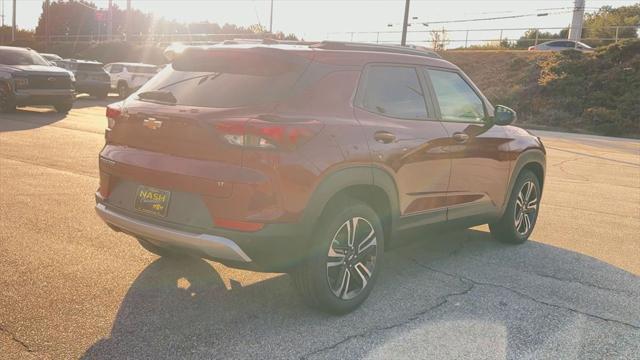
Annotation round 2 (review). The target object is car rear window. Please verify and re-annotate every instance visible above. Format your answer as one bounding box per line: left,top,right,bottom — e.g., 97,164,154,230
129,66,157,73
135,59,306,108
76,63,104,71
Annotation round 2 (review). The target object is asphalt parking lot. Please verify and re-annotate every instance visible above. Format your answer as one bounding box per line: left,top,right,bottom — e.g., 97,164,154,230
1,97,639,359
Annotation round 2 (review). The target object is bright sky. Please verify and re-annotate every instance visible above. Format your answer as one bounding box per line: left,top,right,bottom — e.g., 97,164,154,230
4,0,638,45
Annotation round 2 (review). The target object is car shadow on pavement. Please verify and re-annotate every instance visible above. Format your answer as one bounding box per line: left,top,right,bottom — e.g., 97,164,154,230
81,229,640,359
0,108,66,132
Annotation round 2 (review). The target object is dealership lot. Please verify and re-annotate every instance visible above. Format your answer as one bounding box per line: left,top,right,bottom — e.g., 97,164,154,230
1,98,638,359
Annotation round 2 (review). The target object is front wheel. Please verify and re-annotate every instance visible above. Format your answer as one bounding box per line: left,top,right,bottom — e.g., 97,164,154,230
54,101,73,114
0,82,17,113
490,169,541,244
291,199,384,314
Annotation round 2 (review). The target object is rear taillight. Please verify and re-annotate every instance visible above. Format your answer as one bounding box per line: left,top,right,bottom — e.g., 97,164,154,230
106,102,122,129
215,118,323,150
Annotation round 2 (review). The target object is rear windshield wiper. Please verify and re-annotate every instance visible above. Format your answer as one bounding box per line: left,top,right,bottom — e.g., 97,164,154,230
137,90,177,104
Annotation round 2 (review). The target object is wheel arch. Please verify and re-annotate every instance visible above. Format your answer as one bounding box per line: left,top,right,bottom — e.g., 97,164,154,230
500,149,546,217
300,166,400,248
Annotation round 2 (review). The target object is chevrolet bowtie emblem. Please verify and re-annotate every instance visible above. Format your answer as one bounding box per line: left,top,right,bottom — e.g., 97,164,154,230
47,77,56,82
143,118,162,130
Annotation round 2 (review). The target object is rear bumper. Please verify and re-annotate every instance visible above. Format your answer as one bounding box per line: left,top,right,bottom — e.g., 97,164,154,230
95,196,309,272
96,203,252,263
14,89,75,105
75,81,110,94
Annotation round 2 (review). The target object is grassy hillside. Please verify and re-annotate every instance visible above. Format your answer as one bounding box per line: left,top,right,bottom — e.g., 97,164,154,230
442,40,640,137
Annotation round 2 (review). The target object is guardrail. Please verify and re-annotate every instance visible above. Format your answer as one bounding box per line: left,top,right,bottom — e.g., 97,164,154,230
4,25,638,49
327,26,639,48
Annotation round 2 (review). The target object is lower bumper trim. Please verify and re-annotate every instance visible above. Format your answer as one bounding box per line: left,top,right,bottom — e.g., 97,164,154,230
95,203,252,262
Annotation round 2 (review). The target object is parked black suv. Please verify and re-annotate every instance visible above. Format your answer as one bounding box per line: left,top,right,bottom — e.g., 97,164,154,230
0,46,75,113
56,59,110,99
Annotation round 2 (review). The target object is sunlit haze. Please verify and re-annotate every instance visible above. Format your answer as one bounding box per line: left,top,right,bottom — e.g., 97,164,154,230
8,0,639,45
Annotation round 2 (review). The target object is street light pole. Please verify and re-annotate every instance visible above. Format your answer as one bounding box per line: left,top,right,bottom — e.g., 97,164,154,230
11,0,16,42
269,0,273,33
400,0,410,46
125,0,131,41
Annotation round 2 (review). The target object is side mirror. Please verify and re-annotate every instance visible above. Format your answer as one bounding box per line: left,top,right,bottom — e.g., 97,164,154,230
493,105,516,125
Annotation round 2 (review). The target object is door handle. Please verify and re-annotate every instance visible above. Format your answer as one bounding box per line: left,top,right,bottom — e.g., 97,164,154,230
374,131,396,144
452,132,469,143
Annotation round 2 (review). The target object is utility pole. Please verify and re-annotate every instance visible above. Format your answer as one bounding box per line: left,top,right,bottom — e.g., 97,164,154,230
269,0,273,33
400,0,410,46
44,0,49,47
107,0,113,41
11,0,15,42
1,0,4,45
568,0,585,41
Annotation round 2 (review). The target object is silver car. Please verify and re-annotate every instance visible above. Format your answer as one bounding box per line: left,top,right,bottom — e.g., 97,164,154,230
528,40,594,52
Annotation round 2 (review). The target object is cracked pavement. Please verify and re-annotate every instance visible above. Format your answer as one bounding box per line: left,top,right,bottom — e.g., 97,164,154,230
1,100,639,359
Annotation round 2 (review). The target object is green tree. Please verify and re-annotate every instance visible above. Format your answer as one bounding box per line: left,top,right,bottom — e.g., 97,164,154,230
582,4,640,47
515,29,567,49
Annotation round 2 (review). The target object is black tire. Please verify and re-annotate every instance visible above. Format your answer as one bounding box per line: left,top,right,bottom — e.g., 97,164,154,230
0,82,17,113
136,237,183,257
93,90,109,100
54,101,73,114
117,82,129,99
291,198,384,314
490,169,541,244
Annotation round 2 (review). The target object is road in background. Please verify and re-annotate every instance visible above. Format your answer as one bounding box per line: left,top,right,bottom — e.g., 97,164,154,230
1,100,638,359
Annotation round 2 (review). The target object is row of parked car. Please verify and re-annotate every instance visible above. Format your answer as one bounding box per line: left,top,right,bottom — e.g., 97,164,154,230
0,46,158,113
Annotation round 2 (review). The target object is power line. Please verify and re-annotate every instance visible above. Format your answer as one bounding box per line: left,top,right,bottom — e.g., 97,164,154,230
389,10,572,27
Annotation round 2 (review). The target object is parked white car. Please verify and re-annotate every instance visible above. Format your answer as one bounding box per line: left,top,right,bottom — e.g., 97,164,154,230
103,62,158,98
528,40,594,52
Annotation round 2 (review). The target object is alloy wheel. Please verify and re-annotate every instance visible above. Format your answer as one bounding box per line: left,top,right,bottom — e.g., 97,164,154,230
514,180,538,235
326,217,378,300
0,83,11,111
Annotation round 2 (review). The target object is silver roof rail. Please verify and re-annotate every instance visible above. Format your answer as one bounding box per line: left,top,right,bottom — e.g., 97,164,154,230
309,41,441,59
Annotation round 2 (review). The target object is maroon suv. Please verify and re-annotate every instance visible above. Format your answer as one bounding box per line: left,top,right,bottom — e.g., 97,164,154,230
96,41,545,313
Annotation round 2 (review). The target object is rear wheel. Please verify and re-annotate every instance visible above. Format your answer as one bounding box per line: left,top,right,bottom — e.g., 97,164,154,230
291,199,384,314
117,82,129,99
490,169,540,244
0,82,16,113
93,90,109,100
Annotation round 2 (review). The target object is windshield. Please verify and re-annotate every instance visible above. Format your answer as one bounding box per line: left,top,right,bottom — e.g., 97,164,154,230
135,64,304,108
41,54,62,61
0,48,50,66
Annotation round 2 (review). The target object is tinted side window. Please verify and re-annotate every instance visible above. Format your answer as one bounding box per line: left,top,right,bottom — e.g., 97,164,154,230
360,66,428,120
110,65,123,73
426,69,485,123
